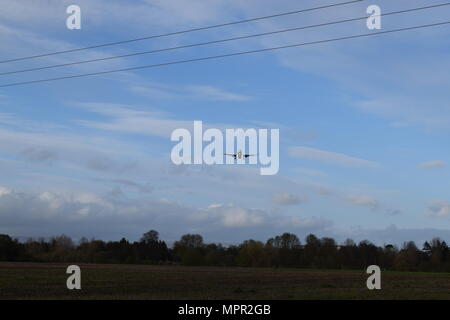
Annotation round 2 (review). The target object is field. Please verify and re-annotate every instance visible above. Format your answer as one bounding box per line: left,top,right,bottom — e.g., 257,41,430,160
0,262,449,299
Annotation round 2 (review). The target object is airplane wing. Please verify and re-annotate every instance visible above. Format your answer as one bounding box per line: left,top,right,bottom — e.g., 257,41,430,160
244,154,256,158
224,154,236,156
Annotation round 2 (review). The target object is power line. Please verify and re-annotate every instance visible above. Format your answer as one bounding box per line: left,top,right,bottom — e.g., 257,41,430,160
1,2,448,77
1,21,449,88
0,0,364,64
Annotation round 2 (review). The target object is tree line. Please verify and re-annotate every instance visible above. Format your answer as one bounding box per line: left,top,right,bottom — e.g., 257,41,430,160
1,231,449,272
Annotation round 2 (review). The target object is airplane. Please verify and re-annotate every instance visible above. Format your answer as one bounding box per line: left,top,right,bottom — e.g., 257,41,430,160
224,150,255,159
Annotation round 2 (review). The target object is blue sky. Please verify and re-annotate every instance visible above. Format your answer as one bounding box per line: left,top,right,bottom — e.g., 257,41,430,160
0,0,450,246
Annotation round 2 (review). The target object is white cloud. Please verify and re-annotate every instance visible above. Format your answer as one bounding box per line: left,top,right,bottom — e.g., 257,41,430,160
0,0,230,29
426,201,450,217
185,85,252,101
195,203,331,230
272,192,305,206
130,82,253,101
347,195,379,209
353,95,450,128
73,101,263,138
0,23,131,77
142,0,233,26
74,102,192,137
294,167,327,178
220,207,265,227
0,186,331,241
0,125,144,176
418,160,446,169
286,216,331,229
0,186,12,196
288,146,379,168
74,102,250,138
192,204,266,227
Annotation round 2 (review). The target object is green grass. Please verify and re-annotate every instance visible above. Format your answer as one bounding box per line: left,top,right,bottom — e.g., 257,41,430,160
1,262,449,299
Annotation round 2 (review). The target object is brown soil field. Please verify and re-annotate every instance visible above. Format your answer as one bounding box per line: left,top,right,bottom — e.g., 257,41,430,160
0,262,449,299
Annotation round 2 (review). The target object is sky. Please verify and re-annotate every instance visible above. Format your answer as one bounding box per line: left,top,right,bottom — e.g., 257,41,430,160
0,0,450,246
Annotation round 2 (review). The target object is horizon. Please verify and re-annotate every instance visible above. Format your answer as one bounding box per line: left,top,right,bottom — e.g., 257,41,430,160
6,227,450,248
